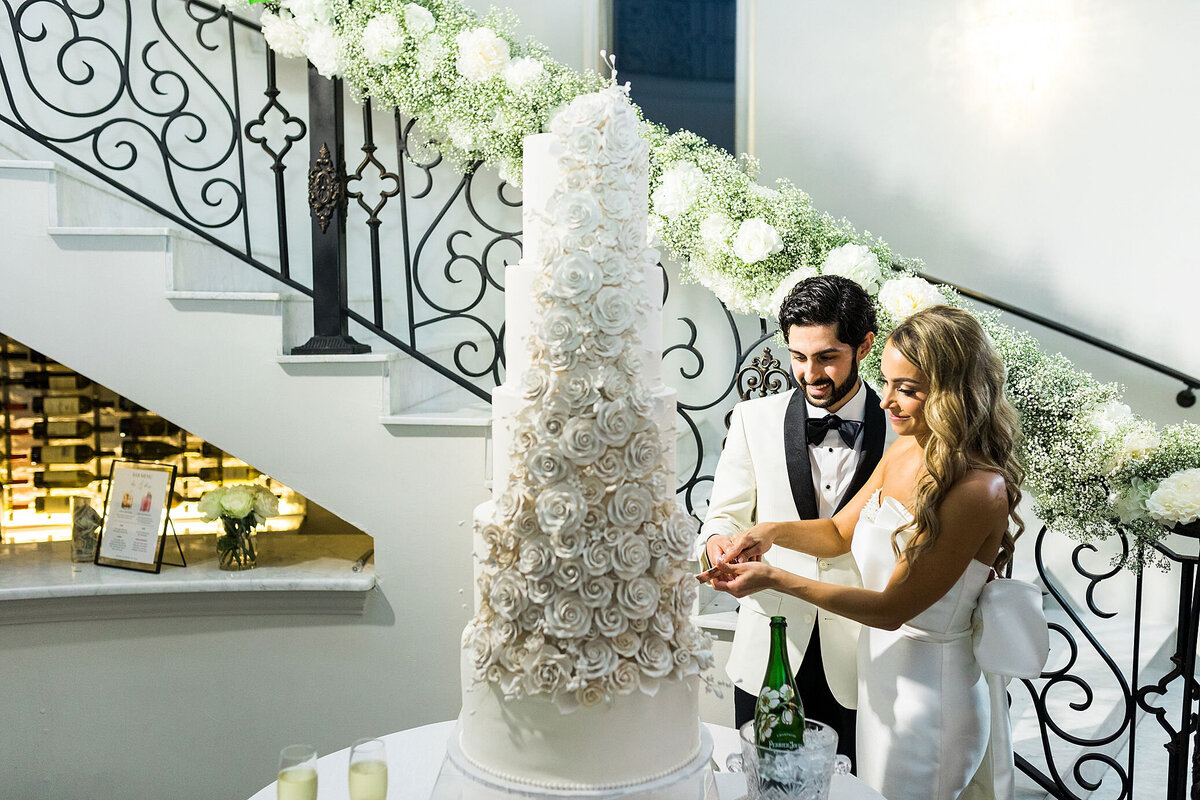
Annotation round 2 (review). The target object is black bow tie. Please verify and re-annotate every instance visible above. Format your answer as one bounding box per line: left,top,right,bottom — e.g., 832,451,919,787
806,414,862,448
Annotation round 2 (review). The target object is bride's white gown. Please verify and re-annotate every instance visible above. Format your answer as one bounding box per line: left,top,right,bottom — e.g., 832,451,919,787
851,490,1013,800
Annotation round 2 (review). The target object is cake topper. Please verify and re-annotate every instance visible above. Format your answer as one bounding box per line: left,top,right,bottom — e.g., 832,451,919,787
599,49,631,93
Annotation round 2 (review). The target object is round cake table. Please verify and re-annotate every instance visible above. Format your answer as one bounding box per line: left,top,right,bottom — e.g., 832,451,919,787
245,720,884,800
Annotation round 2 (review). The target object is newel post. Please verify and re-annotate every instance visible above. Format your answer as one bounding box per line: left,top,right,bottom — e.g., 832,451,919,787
291,67,369,355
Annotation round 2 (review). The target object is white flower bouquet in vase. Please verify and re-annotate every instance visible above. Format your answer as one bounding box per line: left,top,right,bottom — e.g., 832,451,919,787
198,484,279,571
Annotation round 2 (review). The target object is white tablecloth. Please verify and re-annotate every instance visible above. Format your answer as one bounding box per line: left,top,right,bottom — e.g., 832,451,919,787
246,720,884,800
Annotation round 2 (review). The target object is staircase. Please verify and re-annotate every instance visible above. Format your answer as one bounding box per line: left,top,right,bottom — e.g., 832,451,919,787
0,153,492,535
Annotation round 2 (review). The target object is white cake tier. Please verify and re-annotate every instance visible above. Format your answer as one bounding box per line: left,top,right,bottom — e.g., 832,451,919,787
488,383,678,501
520,133,649,248
458,666,701,791
504,261,663,390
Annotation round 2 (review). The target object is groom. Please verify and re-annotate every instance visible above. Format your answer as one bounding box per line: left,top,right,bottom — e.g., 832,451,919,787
696,274,886,765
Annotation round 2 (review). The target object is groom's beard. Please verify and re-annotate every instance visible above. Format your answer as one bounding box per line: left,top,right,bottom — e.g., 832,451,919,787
802,359,859,409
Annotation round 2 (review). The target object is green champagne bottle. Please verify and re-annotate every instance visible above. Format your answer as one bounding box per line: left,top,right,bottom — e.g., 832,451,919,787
754,616,805,785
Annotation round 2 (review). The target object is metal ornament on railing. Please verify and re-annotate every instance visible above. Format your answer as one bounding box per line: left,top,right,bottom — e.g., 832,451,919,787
308,142,342,234
1011,522,1200,799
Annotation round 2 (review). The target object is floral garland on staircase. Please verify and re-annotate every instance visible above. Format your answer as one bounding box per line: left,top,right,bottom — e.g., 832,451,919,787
232,0,1200,563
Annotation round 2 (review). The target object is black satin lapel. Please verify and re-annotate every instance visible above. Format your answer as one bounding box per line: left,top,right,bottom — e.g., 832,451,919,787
836,385,887,514
783,389,819,520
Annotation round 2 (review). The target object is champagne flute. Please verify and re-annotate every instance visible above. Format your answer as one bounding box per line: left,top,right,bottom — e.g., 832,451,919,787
277,744,318,800
348,737,388,800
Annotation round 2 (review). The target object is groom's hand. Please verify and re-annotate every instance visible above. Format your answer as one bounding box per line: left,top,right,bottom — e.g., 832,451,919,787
704,534,733,572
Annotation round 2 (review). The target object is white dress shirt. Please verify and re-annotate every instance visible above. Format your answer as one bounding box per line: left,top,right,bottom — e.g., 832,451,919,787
807,381,868,518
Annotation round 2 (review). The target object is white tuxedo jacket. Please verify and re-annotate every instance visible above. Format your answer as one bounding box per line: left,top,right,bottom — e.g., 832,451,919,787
696,386,887,709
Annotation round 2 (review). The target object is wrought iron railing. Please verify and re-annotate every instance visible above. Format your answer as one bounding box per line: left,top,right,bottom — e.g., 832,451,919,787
0,2,1196,796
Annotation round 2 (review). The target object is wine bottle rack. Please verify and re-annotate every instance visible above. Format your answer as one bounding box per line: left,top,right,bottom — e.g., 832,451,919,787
1,334,306,544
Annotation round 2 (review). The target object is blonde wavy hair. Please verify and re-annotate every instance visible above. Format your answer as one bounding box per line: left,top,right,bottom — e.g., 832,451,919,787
887,306,1025,574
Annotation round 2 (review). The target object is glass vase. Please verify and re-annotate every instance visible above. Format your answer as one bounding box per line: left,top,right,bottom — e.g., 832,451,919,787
217,514,258,570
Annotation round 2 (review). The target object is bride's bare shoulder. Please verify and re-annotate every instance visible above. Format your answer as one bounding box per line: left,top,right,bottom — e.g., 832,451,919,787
946,470,1009,513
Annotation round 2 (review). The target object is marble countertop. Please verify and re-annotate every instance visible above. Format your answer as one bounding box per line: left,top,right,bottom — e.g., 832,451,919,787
0,531,375,600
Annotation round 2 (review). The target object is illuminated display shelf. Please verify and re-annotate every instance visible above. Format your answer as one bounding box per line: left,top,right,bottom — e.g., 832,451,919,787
1,334,309,545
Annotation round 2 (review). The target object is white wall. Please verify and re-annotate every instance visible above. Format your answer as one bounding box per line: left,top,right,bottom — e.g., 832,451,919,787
0,168,489,799
745,0,1199,425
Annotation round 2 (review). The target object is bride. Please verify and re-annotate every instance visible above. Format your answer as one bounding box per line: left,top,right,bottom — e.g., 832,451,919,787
702,305,1024,800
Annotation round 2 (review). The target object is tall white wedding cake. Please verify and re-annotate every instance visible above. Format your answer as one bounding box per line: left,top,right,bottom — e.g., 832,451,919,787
449,86,714,795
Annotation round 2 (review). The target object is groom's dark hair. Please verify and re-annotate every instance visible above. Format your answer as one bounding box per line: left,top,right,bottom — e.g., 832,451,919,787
777,274,877,348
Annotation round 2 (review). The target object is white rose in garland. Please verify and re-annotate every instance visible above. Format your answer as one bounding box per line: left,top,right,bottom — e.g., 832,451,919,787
652,162,706,218
732,217,784,264
504,56,545,91
878,276,945,320
402,3,436,38
456,27,510,81
304,23,343,78
1090,401,1134,440
821,243,883,294
1144,468,1200,527
260,11,307,58
699,212,735,254
361,13,404,65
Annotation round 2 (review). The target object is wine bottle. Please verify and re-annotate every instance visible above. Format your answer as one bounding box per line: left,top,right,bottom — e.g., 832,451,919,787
0,348,49,363
23,420,114,439
197,466,261,482
30,445,115,465
34,495,85,514
755,616,805,787
118,416,182,438
31,396,113,416
33,470,98,489
121,440,186,461
2,373,92,391
199,442,225,458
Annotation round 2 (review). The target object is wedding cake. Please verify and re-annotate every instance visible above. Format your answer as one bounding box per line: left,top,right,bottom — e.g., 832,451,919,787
451,87,713,794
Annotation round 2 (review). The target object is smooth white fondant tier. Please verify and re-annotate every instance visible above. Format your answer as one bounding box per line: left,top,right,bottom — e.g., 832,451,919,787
521,133,562,231
504,262,663,389
459,667,701,790
488,383,678,501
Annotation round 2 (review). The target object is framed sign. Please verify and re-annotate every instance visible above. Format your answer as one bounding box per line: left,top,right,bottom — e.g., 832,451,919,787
95,460,177,573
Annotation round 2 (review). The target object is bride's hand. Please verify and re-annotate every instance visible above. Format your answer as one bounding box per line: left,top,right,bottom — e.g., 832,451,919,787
721,522,777,564
706,560,779,598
